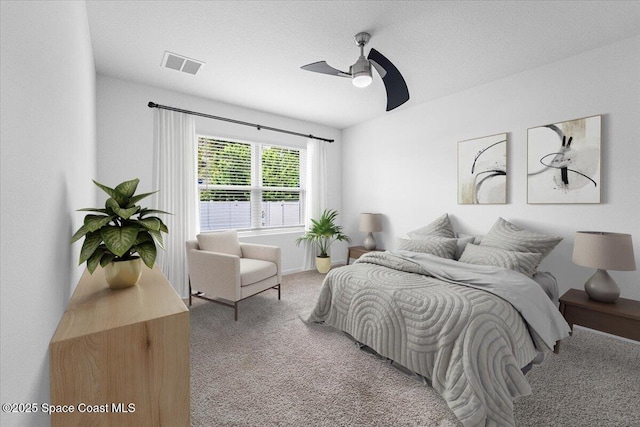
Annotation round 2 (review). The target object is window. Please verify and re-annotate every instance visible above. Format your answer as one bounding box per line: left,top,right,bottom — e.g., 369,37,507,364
197,136,306,231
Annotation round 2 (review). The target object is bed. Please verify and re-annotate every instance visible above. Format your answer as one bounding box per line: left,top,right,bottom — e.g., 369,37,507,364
304,216,571,427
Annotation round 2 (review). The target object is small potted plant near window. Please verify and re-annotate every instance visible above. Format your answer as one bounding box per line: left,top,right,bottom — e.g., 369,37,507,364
71,178,170,289
296,209,351,273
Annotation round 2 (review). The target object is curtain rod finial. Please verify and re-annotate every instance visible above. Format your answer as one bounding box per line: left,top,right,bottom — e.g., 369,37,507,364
148,102,157,108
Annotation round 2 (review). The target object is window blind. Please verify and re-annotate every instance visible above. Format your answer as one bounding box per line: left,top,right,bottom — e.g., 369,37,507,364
198,136,305,231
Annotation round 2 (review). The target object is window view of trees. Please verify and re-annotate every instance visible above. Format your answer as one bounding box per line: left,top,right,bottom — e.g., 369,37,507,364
198,138,300,201
198,138,251,201
262,146,300,201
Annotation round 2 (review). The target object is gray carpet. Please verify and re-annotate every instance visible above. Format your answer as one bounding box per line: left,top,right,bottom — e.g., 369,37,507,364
190,269,640,426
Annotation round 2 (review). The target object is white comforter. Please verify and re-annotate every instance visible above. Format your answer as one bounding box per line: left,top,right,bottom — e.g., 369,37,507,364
305,251,570,427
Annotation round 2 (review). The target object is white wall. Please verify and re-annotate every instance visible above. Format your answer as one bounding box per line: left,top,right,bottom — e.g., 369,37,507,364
96,75,344,275
342,36,640,300
0,2,97,426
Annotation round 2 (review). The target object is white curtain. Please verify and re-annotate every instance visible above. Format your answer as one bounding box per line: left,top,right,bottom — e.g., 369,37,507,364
302,138,328,270
153,109,198,297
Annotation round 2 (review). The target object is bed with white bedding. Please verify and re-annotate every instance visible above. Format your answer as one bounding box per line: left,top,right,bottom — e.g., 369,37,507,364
304,216,571,427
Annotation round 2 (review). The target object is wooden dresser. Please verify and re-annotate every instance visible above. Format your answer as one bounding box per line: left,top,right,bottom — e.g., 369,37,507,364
49,265,190,426
347,245,384,265
559,288,640,341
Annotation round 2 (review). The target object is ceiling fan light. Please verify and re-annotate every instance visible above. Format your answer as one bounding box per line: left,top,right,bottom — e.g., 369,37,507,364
352,72,372,88
351,56,372,88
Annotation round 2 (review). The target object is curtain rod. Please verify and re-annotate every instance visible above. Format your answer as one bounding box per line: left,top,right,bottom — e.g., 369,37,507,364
147,102,334,143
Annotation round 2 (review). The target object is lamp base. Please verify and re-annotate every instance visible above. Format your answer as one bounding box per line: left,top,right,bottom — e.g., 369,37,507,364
584,269,620,303
363,232,377,250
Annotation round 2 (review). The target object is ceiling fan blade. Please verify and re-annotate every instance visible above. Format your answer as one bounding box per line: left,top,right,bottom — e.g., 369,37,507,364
367,48,410,111
301,61,351,78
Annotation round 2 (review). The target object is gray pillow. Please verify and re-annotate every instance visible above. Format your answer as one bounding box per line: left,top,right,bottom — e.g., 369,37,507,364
479,217,562,263
412,234,474,260
457,233,483,245
454,236,475,260
459,243,542,278
396,237,457,259
407,213,455,238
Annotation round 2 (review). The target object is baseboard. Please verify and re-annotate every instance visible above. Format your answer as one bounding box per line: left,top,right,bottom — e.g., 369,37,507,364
283,261,346,276
573,325,640,345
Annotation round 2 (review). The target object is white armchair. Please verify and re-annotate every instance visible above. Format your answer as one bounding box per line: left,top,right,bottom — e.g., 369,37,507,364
185,230,282,320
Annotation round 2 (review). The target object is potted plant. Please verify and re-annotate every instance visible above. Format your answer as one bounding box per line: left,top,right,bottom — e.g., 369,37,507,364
71,178,170,289
296,209,351,273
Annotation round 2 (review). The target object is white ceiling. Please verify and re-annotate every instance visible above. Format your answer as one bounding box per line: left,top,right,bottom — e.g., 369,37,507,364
86,1,640,130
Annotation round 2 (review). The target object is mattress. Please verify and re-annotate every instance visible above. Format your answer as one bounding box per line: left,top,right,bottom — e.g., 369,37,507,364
305,251,570,427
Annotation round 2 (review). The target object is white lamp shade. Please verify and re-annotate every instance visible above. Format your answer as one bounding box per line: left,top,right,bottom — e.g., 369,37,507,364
572,231,636,271
359,213,382,232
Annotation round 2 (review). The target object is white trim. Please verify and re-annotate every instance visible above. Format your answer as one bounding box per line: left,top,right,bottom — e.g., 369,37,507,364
573,325,640,345
238,226,304,238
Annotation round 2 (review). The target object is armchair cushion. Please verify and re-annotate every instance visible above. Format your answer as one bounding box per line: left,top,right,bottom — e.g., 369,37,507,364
197,230,242,257
240,258,278,287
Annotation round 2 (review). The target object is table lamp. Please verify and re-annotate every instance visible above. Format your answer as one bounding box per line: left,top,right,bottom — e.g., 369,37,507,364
360,213,382,250
572,231,636,303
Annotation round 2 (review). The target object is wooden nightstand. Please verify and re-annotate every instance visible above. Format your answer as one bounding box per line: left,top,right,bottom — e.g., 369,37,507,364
347,245,384,265
559,288,640,342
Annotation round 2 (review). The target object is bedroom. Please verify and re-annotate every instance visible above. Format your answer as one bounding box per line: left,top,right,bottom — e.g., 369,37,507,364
1,1,639,426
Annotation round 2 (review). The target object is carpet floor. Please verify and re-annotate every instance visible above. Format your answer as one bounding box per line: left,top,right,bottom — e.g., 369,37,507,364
190,269,640,426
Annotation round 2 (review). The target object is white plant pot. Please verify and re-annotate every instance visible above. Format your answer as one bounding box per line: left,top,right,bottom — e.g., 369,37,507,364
315,256,331,274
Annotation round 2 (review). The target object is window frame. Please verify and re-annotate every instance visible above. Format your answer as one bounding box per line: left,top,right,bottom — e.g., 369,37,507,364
197,134,306,233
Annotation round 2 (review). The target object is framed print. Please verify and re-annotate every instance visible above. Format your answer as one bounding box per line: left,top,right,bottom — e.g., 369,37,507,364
527,115,601,204
458,133,507,204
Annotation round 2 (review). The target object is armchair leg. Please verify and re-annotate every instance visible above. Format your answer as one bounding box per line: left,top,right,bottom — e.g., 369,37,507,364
191,282,279,321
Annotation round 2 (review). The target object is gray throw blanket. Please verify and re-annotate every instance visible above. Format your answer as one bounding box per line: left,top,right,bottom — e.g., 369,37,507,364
305,251,570,427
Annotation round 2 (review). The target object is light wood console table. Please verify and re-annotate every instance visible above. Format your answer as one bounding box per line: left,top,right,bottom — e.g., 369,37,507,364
49,265,190,426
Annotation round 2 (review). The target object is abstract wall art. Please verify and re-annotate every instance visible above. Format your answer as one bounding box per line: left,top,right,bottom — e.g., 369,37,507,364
458,133,507,204
527,115,601,204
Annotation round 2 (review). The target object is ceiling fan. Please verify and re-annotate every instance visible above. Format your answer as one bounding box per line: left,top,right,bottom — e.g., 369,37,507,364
301,32,410,112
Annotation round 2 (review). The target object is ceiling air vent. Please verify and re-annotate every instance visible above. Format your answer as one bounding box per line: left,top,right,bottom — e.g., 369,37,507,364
161,51,204,75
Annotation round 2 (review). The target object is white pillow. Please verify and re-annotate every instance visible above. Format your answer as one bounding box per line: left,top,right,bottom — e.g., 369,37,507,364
197,230,242,257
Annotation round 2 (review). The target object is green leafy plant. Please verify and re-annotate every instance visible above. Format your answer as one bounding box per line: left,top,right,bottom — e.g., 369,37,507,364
71,178,170,273
296,209,351,258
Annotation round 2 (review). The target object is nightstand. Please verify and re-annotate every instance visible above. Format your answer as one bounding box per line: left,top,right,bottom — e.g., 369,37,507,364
558,288,640,345
347,246,384,265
